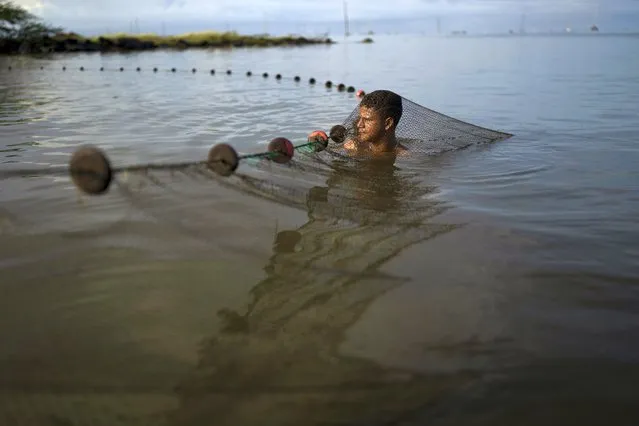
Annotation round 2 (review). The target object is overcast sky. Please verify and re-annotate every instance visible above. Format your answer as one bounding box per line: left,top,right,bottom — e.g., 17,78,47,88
13,0,639,35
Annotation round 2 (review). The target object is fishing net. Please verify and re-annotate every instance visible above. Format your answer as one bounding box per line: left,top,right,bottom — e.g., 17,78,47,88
333,89,512,157
0,87,513,426
1,88,512,242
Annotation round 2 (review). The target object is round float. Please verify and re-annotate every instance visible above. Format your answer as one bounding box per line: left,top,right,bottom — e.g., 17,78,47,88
69,145,113,195
329,125,347,144
207,143,239,177
267,137,295,164
308,130,329,152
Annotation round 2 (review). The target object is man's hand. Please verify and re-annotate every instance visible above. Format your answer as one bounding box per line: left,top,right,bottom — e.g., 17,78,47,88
344,139,356,150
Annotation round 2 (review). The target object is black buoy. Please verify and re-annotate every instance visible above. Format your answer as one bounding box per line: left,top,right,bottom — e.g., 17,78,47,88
325,80,332,88
62,66,66,71
329,125,347,144
171,67,176,73
136,67,141,72
263,72,268,78
99,67,104,71
309,77,316,84
69,145,113,195
192,68,197,73
40,66,44,70
347,86,355,93
210,69,215,75
294,76,300,82
208,143,239,177
119,67,124,72
337,83,345,91
80,66,84,71
153,67,158,72
226,70,232,75
7,66,11,71
275,74,282,80
246,71,252,76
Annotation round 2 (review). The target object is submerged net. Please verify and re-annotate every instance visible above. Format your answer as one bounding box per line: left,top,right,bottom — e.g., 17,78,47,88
1,88,513,241
0,89,512,425
103,90,511,266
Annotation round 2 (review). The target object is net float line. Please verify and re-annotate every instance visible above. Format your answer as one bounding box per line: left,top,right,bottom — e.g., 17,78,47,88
3,65,367,98
0,125,348,196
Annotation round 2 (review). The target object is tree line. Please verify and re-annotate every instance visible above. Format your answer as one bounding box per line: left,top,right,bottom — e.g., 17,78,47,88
1,1,62,42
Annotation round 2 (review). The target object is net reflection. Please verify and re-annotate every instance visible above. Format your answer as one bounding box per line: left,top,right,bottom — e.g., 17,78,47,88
168,155,468,426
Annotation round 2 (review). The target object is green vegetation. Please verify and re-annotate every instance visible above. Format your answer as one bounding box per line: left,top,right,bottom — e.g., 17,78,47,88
1,1,333,55
1,0,61,49
87,31,334,50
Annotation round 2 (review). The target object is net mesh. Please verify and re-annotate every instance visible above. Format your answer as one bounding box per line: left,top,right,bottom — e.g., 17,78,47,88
334,90,512,156
0,88,512,248
0,89,511,425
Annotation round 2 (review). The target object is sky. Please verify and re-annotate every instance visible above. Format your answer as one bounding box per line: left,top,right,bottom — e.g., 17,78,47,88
12,0,639,35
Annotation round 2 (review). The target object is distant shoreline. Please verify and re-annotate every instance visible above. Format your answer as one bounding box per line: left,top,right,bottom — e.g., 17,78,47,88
0,31,335,55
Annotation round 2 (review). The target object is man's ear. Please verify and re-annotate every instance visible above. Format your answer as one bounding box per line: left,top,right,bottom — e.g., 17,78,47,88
384,117,394,131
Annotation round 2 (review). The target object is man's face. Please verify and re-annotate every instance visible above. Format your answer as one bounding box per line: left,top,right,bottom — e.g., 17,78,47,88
356,106,385,144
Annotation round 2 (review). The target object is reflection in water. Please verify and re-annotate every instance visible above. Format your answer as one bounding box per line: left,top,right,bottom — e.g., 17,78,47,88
0,67,49,127
0,62,70,170
168,156,468,426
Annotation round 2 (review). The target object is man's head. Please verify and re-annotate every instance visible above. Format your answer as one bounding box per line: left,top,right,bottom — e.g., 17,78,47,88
356,90,403,145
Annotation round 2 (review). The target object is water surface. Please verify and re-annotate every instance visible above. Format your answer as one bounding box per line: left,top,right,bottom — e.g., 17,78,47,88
1,34,638,425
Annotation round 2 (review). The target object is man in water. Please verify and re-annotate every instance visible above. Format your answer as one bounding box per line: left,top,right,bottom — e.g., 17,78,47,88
344,89,408,155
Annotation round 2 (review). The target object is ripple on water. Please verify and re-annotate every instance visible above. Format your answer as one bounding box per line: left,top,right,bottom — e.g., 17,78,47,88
1,37,639,426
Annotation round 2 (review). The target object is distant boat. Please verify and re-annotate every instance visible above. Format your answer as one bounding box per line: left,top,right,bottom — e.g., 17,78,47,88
591,25,599,32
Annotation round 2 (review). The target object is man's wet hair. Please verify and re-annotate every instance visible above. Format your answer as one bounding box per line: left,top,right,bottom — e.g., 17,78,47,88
359,90,403,128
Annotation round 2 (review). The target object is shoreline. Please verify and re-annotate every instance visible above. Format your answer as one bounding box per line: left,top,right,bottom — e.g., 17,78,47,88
0,31,335,55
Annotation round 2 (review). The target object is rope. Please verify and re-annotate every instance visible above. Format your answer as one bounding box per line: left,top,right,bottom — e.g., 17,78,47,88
0,127,346,196
2,65,366,96
0,65,361,191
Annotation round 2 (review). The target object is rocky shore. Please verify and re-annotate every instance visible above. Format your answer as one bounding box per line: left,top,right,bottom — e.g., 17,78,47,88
0,32,335,55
